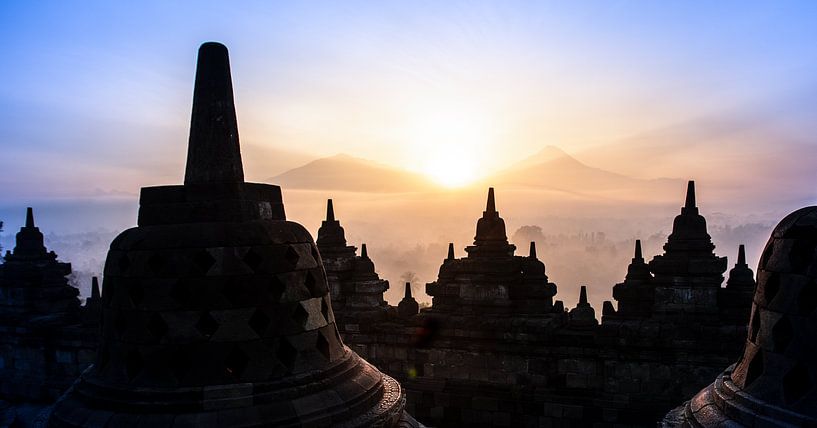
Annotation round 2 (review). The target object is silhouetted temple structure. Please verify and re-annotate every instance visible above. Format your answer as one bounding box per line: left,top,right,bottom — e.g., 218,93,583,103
663,207,817,427
316,199,392,329
48,42,416,427
325,183,755,427
0,208,98,412
426,188,558,314
0,42,786,428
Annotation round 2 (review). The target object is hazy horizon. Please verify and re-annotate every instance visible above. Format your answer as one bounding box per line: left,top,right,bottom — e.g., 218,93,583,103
2,1,817,312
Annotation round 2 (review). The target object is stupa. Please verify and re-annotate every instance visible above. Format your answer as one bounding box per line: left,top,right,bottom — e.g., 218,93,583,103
664,206,817,426
426,188,557,314
609,239,654,319
718,244,757,323
0,207,79,324
568,285,597,328
315,200,390,324
49,42,412,427
397,283,419,318
648,181,727,320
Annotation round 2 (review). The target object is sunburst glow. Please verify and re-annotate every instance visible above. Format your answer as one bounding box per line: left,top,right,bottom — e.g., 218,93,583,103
405,107,493,188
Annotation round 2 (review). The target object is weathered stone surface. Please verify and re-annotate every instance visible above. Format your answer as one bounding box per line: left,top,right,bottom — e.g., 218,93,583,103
664,205,817,427
48,42,413,428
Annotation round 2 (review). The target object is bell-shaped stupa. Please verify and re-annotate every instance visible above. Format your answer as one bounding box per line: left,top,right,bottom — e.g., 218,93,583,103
663,206,817,426
49,42,411,427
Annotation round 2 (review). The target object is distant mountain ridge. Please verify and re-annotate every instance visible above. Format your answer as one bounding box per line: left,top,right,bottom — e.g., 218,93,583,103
489,145,682,196
268,146,684,201
269,153,439,193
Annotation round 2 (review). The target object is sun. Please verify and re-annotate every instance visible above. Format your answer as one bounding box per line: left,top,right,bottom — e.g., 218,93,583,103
422,147,478,187
405,107,492,188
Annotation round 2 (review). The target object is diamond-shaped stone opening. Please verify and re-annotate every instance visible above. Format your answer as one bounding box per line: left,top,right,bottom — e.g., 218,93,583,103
195,312,219,338
292,303,309,328
285,246,300,267
192,250,216,275
128,283,145,306
147,313,169,340
170,281,191,305
268,275,286,301
799,279,817,315
316,331,331,361
783,362,811,404
750,308,761,342
168,348,191,383
242,248,263,272
222,281,242,305
789,238,817,273
764,273,780,305
277,338,298,369
148,252,166,275
321,298,330,322
744,350,764,388
125,350,143,381
772,316,794,353
225,347,249,379
248,309,270,337
304,271,323,297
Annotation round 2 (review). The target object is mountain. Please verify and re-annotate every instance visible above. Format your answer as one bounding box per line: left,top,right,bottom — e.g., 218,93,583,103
486,145,683,201
241,143,316,180
269,154,439,193
572,87,817,207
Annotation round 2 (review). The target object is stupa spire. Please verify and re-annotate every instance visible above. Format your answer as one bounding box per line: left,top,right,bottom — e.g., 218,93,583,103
684,180,696,209
634,239,643,260
486,187,496,213
184,42,244,185
447,243,455,260
737,244,746,265
579,285,589,306
326,199,335,221
529,241,537,258
361,243,368,259
404,282,412,299
25,207,34,228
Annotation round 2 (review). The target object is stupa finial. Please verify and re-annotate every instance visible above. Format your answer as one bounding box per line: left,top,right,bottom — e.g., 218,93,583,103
685,180,696,209
486,187,496,213
326,199,335,221
529,241,537,258
404,282,412,299
25,207,34,228
361,243,368,259
579,285,589,305
184,42,244,185
447,243,455,260
737,244,746,265
634,239,643,260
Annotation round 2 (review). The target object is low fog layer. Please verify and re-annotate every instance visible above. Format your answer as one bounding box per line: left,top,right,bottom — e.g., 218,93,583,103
0,185,786,312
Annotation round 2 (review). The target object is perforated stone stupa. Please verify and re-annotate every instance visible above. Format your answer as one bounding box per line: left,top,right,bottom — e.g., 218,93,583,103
49,42,413,428
663,206,817,427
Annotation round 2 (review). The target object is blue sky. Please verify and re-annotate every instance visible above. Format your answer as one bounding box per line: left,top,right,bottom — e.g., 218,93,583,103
2,1,817,199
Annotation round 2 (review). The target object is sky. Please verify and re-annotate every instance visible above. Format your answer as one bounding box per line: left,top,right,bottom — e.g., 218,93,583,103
2,1,817,198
